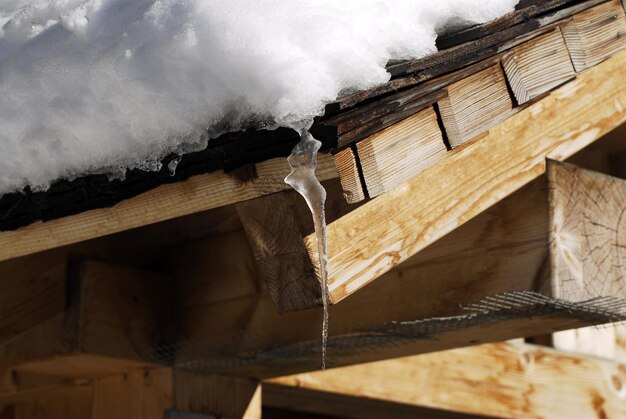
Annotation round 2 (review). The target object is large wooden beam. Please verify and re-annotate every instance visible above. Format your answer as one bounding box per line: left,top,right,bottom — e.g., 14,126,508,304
310,50,626,304
266,341,626,419
0,155,338,264
0,261,172,378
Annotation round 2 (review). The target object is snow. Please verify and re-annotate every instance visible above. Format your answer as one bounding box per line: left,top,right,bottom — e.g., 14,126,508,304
0,0,518,194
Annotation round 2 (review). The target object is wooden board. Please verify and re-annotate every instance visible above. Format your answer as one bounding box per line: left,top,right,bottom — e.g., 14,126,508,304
266,341,626,419
438,65,513,148
356,107,448,198
305,50,626,305
0,155,337,264
561,0,626,71
327,0,605,113
502,28,576,104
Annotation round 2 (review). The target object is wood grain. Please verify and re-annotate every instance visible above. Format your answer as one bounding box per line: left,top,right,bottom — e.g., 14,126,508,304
305,50,626,304
356,107,448,197
0,155,337,264
267,341,626,419
438,65,514,148
236,193,322,312
548,161,626,301
502,28,576,104
562,0,626,71
332,147,366,203
0,261,171,378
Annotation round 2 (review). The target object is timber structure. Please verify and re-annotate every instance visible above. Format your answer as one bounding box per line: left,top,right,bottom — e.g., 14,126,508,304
1,0,626,417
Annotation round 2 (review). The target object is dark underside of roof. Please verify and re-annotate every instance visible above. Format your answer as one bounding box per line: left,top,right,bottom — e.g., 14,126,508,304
0,0,597,231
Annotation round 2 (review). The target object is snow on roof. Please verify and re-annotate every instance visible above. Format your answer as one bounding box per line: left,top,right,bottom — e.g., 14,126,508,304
0,0,517,195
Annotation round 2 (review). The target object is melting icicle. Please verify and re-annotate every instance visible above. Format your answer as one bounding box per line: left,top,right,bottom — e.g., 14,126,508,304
285,129,330,370
168,156,182,177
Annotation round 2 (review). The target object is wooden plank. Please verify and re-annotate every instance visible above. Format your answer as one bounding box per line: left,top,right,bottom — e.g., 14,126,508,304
562,0,626,71
266,341,626,419
174,372,260,419
263,386,482,419
502,28,576,104
0,261,172,378
438,65,514,148
332,147,366,203
0,155,337,264
304,50,626,305
356,107,448,197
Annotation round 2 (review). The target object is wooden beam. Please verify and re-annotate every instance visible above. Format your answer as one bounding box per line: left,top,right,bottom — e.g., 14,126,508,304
438,64,514,148
0,261,172,378
356,107,448,198
0,155,338,264
307,50,626,305
266,341,626,419
502,28,576,104
165,167,622,376
235,180,356,312
561,0,626,72
0,369,173,419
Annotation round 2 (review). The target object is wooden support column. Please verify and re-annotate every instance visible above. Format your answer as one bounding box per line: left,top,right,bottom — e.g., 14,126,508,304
438,64,514,148
561,0,626,72
502,28,576,104
0,261,172,378
266,341,626,419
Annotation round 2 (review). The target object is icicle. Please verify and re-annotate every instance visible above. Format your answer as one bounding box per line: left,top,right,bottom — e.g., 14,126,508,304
284,129,330,370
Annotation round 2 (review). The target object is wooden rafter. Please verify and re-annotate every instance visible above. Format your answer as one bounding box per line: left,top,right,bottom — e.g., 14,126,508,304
313,50,626,305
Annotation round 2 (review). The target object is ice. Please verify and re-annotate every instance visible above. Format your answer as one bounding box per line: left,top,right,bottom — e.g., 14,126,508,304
284,128,330,369
0,0,518,194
